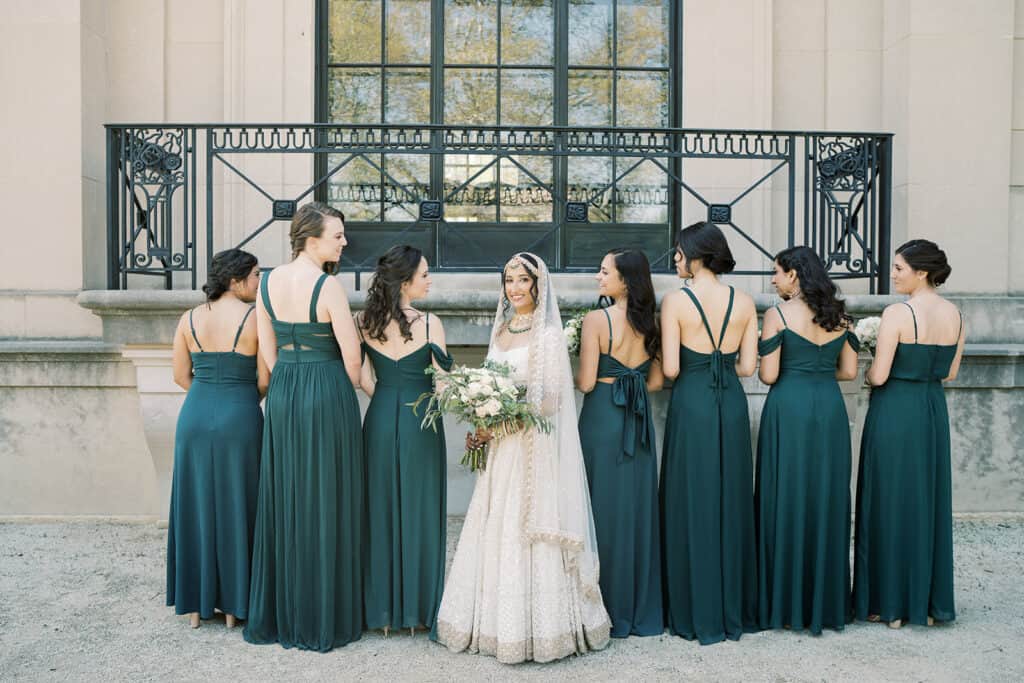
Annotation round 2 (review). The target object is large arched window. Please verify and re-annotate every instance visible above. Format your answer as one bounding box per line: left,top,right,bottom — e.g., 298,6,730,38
316,0,680,271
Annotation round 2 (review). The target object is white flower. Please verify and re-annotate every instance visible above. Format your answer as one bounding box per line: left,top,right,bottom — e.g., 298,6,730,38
854,316,881,347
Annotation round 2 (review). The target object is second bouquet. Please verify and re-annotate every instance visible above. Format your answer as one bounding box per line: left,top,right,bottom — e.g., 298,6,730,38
410,359,552,472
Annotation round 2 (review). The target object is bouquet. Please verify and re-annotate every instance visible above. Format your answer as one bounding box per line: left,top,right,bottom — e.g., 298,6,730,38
854,316,882,355
410,360,552,472
563,310,588,356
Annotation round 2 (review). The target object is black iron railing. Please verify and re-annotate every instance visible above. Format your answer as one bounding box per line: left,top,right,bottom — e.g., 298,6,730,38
105,123,892,293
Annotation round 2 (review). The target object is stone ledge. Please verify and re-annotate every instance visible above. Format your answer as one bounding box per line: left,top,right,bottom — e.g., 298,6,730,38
0,340,136,388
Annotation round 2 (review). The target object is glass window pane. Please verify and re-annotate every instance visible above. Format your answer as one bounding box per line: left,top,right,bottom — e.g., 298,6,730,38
500,156,552,222
568,70,612,126
617,0,670,67
385,0,431,63
501,0,553,65
569,0,612,66
383,154,430,221
444,69,497,124
328,68,382,123
445,0,498,64
327,153,383,221
616,159,668,223
385,68,430,123
501,70,553,126
328,0,382,63
568,157,613,222
444,154,498,222
616,71,668,127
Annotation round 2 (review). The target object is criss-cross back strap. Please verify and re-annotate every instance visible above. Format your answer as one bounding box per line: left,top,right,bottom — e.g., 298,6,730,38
903,302,918,343
601,307,614,354
188,309,204,352
774,304,788,328
309,273,329,323
681,286,734,350
259,270,277,321
231,305,256,351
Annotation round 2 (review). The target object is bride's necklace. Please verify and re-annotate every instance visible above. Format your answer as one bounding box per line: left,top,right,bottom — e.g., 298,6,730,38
508,312,534,334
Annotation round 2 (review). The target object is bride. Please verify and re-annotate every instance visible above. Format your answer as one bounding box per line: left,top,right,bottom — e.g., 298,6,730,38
434,252,611,664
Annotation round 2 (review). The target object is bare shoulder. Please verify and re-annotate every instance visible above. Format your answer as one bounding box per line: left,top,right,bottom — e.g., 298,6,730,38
583,308,606,326
426,312,445,332
660,288,687,311
881,301,910,321
729,288,757,319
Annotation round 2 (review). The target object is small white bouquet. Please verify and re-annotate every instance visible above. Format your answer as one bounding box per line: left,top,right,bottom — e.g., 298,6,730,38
410,360,552,472
854,316,882,355
563,310,588,356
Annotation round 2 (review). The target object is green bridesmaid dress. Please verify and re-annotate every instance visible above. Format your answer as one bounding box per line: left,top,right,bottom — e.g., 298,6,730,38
578,308,663,638
755,306,859,634
362,315,453,633
244,272,364,652
854,303,961,625
167,306,262,620
660,286,757,644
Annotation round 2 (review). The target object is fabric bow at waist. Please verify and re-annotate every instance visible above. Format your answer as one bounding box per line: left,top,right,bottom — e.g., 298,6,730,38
606,367,655,461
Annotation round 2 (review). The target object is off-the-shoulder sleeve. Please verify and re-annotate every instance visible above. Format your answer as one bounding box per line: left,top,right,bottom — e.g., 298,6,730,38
845,329,861,352
429,344,454,371
758,331,784,356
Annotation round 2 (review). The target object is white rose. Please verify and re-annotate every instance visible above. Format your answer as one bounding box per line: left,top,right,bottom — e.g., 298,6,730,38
482,398,503,417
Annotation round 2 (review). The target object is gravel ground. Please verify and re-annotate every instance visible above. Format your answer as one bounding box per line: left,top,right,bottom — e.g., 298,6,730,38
1,516,1022,682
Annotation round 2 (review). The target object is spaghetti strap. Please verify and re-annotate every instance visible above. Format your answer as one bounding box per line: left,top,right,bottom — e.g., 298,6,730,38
425,312,431,342
903,302,918,343
259,271,277,321
774,304,788,328
680,287,717,349
601,307,613,354
188,309,204,352
232,305,256,351
718,287,735,346
956,308,963,342
309,273,329,323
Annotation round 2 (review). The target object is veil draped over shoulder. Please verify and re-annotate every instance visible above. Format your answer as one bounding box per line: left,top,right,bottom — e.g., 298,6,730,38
488,253,602,599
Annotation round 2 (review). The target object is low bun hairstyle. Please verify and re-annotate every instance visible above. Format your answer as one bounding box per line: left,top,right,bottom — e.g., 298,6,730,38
676,221,736,275
896,239,951,287
603,249,660,360
775,246,852,332
202,248,258,302
290,201,346,274
362,245,424,343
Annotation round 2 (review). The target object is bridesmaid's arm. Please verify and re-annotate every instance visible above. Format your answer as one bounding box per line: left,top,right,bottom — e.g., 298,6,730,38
256,351,270,398
428,313,450,371
256,282,278,373
321,277,363,388
944,319,967,382
171,314,193,391
735,300,759,378
758,307,783,385
660,291,683,380
646,357,665,392
354,313,375,397
835,327,859,381
865,304,904,386
574,310,603,394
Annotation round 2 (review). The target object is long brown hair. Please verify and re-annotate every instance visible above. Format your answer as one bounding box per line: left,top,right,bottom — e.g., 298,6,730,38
290,202,346,274
362,245,424,343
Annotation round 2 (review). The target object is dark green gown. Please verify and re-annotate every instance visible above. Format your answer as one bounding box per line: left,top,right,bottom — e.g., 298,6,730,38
660,286,757,645
755,307,859,634
854,303,960,625
578,308,663,638
362,315,453,632
167,306,262,620
244,272,364,652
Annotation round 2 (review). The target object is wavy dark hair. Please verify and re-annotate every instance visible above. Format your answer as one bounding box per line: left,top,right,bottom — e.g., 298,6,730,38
361,245,424,343
775,246,852,331
202,248,258,302
896,239,952,287
500,252,540,316
290,201,346,274
676,221,736,275
600,249,660,359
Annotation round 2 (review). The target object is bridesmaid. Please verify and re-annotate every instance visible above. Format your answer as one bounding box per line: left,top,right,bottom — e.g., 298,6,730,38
659,221,759,645
854,239,964,629
244,202,365,652
756,246,859,634
358,245,452,638
167,248,268,629
576,248,664,638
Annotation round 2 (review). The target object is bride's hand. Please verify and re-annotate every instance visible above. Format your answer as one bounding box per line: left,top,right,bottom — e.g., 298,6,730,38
465,427,493,451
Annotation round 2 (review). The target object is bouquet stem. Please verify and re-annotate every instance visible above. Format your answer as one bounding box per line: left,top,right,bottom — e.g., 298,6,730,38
461,445,488,472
